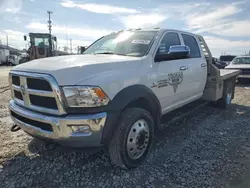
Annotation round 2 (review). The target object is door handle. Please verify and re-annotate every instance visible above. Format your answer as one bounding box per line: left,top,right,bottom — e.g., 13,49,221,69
201,63,207,67
180,66,188,71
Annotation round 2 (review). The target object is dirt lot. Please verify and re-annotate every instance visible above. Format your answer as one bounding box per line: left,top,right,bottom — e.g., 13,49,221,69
0,66,11,85
1,67,250,188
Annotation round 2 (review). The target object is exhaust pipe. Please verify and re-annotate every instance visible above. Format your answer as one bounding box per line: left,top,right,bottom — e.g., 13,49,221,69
10,124,21,132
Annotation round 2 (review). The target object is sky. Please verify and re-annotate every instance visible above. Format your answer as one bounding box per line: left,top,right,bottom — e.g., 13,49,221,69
0,0,250,57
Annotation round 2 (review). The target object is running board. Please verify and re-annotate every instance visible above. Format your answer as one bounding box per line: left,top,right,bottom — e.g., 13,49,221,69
160,100,209,128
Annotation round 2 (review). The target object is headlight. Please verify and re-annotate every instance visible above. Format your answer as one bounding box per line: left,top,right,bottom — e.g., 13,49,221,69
62,86,110,107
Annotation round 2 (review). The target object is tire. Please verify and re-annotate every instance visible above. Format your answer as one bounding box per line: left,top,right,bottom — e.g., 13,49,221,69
215,81,233,109
108,107,154,169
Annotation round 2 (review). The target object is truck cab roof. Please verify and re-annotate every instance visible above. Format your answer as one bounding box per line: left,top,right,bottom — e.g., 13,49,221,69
116,28,198,37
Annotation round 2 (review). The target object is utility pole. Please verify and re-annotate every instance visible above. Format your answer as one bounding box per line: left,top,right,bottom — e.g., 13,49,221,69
70,39,72,54
47,10,53,56
6,35,9,48
47,11,53,36
65,23,68,49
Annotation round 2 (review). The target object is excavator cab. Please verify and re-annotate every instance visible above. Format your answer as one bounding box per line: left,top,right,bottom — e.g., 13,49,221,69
24,33,57,60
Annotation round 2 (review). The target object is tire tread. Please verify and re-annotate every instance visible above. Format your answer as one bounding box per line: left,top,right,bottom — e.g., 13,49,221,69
108,108,153,169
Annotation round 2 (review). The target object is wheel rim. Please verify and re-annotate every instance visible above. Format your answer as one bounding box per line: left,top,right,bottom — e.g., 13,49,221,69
226,91,232,105
126,119,150,160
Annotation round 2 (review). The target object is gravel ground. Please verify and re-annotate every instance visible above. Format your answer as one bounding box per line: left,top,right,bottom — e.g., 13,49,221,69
0,66,11,85
0,68,250,187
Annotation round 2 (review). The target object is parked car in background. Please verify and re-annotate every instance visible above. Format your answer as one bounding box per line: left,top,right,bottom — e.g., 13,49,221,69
212,57,224,69
19,53,29,64
8,55,21,66
225,56,250,79
0,49,10,65
219,55,236,68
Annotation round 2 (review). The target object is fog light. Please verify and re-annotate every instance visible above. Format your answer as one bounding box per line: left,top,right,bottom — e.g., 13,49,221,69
69,125,90,133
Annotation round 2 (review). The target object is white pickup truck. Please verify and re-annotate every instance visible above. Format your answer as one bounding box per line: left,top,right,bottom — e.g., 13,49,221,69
225,56,250,79
9,28,240,169
8,55,21,66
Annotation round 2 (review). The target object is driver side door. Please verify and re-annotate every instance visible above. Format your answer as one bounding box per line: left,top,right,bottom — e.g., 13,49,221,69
151,32,192,114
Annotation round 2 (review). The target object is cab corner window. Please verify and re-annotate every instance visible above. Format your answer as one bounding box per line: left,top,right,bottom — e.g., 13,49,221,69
181,34,201,58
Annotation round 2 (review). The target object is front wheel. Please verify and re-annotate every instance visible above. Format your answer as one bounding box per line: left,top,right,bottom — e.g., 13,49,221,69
108,108,154,169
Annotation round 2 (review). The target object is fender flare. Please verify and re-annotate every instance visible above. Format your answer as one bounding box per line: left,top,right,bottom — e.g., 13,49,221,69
101,84,161,144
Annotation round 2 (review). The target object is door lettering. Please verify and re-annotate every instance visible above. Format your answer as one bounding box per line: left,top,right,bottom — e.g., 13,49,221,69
151,72,183,93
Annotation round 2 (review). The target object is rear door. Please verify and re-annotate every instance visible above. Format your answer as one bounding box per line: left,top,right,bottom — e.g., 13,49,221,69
180,33,207,98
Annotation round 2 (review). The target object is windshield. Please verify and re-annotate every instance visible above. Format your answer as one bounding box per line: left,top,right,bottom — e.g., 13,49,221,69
34,37,49,48
219,55,236,62
84,31,158,57
232,57,250,64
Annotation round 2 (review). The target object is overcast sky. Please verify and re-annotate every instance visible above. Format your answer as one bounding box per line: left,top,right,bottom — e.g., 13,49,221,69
0,0,250,56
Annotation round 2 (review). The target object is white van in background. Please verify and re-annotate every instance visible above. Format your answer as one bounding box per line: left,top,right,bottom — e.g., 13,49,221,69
0,49,10,65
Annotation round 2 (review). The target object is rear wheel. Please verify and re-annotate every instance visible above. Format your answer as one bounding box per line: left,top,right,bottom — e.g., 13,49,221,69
108,108,154,169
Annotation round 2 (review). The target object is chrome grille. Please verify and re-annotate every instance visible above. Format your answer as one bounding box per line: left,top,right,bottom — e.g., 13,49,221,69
9,71,66,115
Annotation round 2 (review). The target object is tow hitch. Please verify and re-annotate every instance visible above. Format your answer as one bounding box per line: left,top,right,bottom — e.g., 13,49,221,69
11,124,21,132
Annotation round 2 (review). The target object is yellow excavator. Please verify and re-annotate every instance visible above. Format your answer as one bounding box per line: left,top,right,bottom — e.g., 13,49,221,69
20,33,69,63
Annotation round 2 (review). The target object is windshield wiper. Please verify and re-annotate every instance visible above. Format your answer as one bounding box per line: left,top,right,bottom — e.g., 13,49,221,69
94,52,128,56
94,52,116,55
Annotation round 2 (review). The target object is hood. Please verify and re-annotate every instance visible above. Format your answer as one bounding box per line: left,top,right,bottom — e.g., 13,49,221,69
12,54,142,85
225,64,250,69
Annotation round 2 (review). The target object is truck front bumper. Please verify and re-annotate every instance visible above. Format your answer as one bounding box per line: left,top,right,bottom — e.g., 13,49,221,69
9,100,107,147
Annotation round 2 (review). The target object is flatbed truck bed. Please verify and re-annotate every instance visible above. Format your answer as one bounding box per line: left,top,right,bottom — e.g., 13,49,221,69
220,69,240,80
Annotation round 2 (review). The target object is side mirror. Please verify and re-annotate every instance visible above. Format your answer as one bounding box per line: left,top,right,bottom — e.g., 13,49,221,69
80,46,86,54
24,35,27,41
168,45,190,58
53,37,57,42
155,45,190,62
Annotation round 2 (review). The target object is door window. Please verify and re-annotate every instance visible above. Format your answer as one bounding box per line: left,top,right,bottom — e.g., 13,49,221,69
181,34,201,58
157,32,181,54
